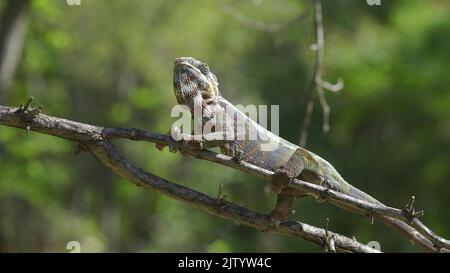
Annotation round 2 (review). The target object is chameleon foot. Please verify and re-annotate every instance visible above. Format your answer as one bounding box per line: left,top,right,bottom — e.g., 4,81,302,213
264,214,282,233
265,190,298,233
220,143,243,161
271,166,293,194
155,128,179,151
156,126,205,155
264,208,296,233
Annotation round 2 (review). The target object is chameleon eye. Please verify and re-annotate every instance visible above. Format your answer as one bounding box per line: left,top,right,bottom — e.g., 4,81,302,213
199,63,209,75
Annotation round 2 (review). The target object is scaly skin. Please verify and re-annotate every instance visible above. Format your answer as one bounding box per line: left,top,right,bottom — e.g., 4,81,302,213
171,57,435,251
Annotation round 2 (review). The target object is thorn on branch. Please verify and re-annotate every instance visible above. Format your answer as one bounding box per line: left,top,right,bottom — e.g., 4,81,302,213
216,183,227,208
74,143,89,154
155,143,165,151
403,195,424,223
323,218,336,253
24,96,34,110
14,96,42,135
366,212,375,225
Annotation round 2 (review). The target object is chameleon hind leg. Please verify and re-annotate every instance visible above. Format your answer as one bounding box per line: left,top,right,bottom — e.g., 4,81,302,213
270,148,306,194
266,148,307,229
267,188,306,228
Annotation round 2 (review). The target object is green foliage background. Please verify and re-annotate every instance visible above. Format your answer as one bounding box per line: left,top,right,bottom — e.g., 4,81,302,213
0,0,449,252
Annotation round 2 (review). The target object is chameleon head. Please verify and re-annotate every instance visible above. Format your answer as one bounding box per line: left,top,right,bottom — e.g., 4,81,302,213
173,57,220,107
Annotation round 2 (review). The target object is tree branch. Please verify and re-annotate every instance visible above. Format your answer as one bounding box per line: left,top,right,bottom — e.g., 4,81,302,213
2,102,449,252
299,0,343,147
103,127,449,252
0,104,381,253
222,4,307,33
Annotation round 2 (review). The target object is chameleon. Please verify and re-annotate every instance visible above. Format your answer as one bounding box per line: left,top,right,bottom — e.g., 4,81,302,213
169,56,434,250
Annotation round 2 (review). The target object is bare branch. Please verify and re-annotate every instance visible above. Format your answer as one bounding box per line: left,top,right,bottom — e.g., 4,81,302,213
1,103,449,252
222,4,307,33
299,94,314,147
316,86,331,133
0,104,380,253
299,0,343,146
319,78,344,93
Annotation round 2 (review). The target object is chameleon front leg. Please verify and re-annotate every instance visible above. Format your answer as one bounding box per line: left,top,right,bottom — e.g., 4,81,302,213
220,142,244,161
154,127,202,154
159,128,227,153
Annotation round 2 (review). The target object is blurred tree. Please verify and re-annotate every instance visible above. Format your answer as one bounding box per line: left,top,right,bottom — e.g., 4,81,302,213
0,0,30,98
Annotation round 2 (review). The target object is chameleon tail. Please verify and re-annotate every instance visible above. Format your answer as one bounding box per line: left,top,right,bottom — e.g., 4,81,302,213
337,181,438,251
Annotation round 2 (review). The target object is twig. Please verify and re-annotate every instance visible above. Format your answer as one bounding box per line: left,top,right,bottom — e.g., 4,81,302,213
299,94,314,147
222,4,307,33
299,0,343,147
0,103,379,253
323,218,336,253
